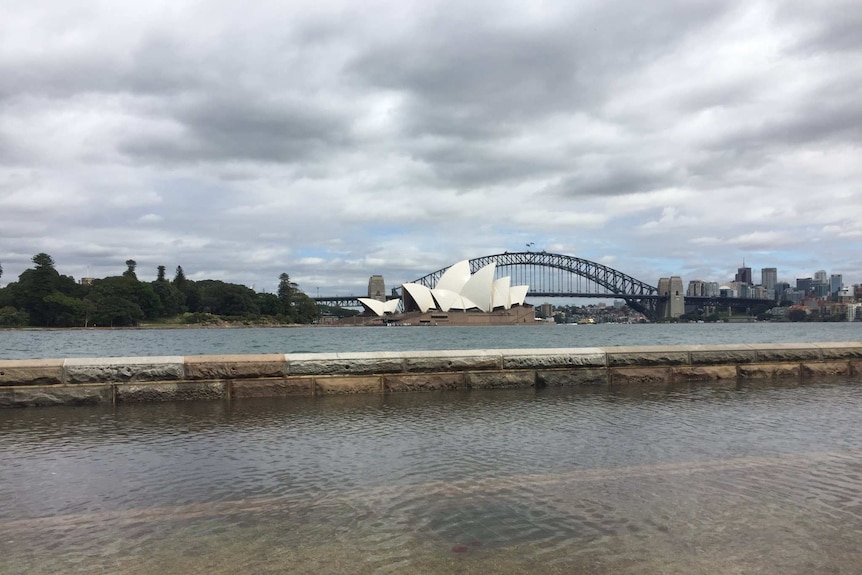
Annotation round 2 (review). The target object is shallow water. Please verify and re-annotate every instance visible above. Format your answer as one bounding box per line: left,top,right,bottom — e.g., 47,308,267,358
3,378,862,574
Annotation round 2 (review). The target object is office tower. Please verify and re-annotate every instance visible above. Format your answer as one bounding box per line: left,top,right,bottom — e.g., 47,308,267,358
761,268,777,291
735,266,752,285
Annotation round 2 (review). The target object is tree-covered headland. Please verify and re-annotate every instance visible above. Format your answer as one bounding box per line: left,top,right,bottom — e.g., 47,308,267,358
0,254,320,327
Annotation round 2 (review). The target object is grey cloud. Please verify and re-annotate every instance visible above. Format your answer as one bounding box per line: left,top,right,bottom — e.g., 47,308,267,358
120,94,354,164
546,163,681,198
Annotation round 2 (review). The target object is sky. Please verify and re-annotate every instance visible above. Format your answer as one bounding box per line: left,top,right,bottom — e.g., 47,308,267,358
1,0,861,299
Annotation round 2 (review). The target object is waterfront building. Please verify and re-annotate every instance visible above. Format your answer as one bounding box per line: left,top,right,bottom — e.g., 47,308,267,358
761,268,777,291
796,277,814,295
686,280,705,297
830,274,843,295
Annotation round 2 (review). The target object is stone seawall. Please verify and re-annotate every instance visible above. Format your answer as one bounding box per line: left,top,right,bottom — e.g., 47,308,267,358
1,342,861,408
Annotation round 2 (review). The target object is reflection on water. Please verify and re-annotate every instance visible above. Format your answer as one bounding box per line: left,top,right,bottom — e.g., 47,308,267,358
3,379,862,574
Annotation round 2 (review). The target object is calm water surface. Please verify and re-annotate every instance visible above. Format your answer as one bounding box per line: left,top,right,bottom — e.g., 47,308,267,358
3,379,862,574
1,322,860,359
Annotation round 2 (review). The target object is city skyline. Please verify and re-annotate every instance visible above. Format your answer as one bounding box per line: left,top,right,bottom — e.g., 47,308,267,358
1,1,861,294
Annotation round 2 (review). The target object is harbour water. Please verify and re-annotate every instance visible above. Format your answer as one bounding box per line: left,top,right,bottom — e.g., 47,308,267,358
1,321,860,359
2,323,862,573
3,380,862,574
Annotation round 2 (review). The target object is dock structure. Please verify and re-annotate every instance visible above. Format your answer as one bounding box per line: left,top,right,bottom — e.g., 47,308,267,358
1,342,861,407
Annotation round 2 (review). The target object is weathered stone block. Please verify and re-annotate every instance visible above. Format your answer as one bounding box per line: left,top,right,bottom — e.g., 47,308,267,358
383,373,465,392
816,343,862,361
688,347,756,365
502,348,606,369
404,351,502,373
314,376,382,394
0,359,64,386
671,365,738,382
467,371,536,389
751,345,821,362
536,368,608,386
232,377,314,398
0,387,17,407
738,363,801,380
606,347,689,367
185,354,287,380
65,357,184,383
287,352,405,376
801,362,851,378
13,385,112,407
609,367,670,385
115,381,227,402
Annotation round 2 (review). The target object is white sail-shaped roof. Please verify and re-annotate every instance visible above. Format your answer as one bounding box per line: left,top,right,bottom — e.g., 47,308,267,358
492,276,511,309
402,283,436,313
394,259,529,315
435,260,471,293
358,298,402,316
460,262,496,312
358,298,387,316
431,288,460,312
509,285,529,307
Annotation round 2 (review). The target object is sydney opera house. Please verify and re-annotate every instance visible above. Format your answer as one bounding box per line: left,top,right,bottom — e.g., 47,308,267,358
356,260,533,325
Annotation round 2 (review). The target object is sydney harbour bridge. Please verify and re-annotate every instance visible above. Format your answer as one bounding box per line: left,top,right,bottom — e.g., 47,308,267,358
312,251,769,321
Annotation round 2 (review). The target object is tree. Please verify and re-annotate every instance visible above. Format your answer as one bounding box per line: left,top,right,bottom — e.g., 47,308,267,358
157,265,166,282
173,266,187,288
257,292,284,317
277,273,296,306
32,253,55,270
0,306,28,327
0,260,3,282
152,279,185,317
16,253,62,326
124,259,138,280
292,292,320,324
787,308,808,322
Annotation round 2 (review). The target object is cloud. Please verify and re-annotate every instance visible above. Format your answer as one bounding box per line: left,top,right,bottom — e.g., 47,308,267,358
1,0,861,295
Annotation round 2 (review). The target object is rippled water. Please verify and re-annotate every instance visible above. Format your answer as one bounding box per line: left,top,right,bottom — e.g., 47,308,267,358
1,321,861,359
3,379,862,574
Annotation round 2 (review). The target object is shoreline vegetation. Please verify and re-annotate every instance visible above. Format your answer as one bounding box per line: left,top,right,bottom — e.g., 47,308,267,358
0,253,338,329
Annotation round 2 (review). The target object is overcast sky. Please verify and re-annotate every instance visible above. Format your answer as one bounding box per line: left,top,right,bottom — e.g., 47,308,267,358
1,0,860,298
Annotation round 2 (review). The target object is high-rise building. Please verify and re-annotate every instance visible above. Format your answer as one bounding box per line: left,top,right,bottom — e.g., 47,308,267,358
735,266,753,285
761,268,777,291
796,277,814,294
830,274,843,295
814,270,828,284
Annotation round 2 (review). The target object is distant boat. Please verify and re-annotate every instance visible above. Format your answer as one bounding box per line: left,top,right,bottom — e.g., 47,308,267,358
577,318,596,325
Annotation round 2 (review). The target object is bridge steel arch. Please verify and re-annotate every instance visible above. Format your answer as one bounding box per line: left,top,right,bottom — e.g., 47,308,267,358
393,251,660,319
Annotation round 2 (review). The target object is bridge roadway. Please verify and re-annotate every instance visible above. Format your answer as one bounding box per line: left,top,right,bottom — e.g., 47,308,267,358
313,294,773,311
